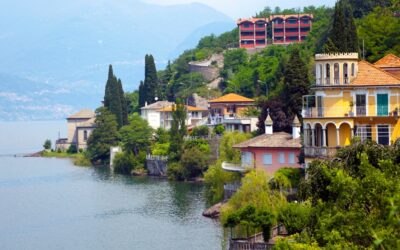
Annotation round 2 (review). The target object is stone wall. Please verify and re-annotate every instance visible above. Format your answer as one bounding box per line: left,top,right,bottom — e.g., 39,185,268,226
146,159,168,177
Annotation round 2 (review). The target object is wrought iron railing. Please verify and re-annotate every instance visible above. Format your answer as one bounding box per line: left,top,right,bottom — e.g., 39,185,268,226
304,147,338,158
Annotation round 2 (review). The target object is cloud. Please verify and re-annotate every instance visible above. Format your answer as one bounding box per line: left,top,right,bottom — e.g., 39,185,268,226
0,92,32,102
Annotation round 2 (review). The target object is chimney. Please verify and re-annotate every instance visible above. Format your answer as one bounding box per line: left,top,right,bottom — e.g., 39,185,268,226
292,115,301,139
265,114,273,135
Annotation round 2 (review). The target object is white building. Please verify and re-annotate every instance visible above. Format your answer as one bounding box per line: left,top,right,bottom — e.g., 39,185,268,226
140,101,174,129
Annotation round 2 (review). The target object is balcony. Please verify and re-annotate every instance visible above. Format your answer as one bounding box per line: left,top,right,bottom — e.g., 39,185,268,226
356,106,367,116
304,147,338,158
302,107,325,118
285,23,299,28
240,35,254,40
273,32,284,37
255,27,266,31
240,26,254,32
285,31,300,37
274,23,284,28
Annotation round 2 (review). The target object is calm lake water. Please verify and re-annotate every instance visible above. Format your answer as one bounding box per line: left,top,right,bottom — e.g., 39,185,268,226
0,122,224,250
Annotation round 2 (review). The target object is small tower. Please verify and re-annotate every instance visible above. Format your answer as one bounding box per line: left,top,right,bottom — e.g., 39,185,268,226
292,115,301,139
265,114,273,135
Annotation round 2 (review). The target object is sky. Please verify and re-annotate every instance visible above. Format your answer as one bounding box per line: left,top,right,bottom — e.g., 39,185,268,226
144,0,337,18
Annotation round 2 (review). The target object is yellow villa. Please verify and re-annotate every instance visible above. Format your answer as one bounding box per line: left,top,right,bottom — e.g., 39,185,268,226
302,53,400,165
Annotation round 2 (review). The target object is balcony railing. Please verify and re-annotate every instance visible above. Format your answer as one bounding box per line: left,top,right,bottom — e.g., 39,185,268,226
356,106,366,116
303,107,324,118
325,77,331,84
304,147,338,158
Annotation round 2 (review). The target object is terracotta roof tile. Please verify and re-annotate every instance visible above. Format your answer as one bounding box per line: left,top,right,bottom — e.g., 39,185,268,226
234,132,301,149
237,18,268,24
352,61,400,86
160,105,206,112
209,93,254,103
374,54,400,68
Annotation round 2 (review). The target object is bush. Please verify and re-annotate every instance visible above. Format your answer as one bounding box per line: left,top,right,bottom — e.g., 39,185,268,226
214,124,225,135
277,202,311,235
183,139,210,154
113,152,137,175
191,125,210,137
67,144,78,154
43,139,52,150
180,147,209,179
152,142,170,156
167,162,185,181
73,153,92,167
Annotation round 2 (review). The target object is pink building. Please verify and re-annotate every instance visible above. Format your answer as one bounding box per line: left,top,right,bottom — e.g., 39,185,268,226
232,115,302,174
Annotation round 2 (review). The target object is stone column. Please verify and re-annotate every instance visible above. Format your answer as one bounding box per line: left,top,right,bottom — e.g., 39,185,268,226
336,128,340,146
322,128,327,147
311,129,315,147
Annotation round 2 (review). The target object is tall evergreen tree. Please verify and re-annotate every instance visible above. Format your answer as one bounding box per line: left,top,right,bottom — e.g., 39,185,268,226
104,65,123,127
325,0,359,53
144,54,159,104
117,78,128,126
282,48,310,118
169,99,187,161
138,81,145,108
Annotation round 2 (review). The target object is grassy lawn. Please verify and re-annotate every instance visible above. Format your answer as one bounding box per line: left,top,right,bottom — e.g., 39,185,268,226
42,151,81,158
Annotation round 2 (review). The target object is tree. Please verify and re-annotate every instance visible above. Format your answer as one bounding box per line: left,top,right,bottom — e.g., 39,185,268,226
349,0,392,18
87,107,119,164
104,65,125,127
119,113,153,157
257,97,292,134
138,81,146,108
125,91,139,114
282,48,310,118
325,0,359,52
43,139,52,150
145,54,159,104
180,147,209,179
191,125,209,137
168,99,187,161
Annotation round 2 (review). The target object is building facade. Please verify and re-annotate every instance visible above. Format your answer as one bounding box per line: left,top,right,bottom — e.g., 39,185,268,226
223,115,302,174
208,93,258,132
140,101,174,129
237,18,268,49
56,109,96,150
270,14,312,45
159,105,207,130
237,14,313,49
302,53,400,165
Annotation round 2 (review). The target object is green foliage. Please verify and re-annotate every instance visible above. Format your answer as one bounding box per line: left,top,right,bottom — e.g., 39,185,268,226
204,160,241,204
154,128,170,144
152,142,170,156
67,144,78,154
219,131,252,163
180,147,209,179
292,140,400,248
87,107,119,165
191,125,210,137
43,139,51,150
119,113,153,157
166,162,185,181
104,65,128,127
221,170,287,238
183,139,210,154
73,153,92,167
278,202,312,235
324,0,359,53
168,99,187,161
113,151,140,175
349,0,393,18
274,168,304,188
125,91,139,114
358,7,400,62
213,124,225,135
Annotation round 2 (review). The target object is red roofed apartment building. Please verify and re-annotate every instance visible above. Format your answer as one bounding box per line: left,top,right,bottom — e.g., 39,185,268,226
237,14,313,49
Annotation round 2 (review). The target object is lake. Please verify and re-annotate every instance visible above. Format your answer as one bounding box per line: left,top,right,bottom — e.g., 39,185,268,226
0,122,224,250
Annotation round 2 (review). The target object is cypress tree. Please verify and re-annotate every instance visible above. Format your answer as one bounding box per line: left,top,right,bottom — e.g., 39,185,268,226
325,0,359,53
117,78,128,126
103,65,123,127
144,54,159,104
138,81,145,108
282,48,310,118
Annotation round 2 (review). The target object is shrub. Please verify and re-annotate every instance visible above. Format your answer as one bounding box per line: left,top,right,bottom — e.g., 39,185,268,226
73,153,92,167
167,162,185,181
277,202,311,235
180,147,209,179
214,124,225,135
67,144,78,154
43,139,52,150
183,139,210,154
152,142,170,156
113,152,137,175
191,125,210,137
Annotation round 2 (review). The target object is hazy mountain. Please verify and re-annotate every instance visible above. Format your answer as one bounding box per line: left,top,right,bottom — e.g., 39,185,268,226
0,0,233,120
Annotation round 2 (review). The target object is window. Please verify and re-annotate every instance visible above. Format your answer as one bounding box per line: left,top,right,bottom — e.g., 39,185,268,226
377,94,389,116
334,63,339,84
356,94,366,116
356,125,372,142
242,152,252,165
263,154,272,165
257,23,264,28
377,125,390,145
289,153,296,164
83,130,88,141
243,23,250,28
343,63,348,83
325,64,330,84
351,63,355,76
279,152,285,164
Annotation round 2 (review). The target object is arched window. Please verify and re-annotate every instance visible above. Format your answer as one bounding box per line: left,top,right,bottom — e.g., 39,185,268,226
343,63,348,84
325,64,330,84
334,63,339,84
351,63,355,76
84,130,88,141
317,64,323,84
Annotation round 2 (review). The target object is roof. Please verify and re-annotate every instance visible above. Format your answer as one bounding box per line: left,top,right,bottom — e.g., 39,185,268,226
209,93,254,103
374,54,400,68
140,101,174,110
160,105,207,112
292,115,301,126
265,114,273,125
234,132,301,149
352,61,400,86
237,18,268,25
76,117,96,128
270,14,313,20
67,109,95,119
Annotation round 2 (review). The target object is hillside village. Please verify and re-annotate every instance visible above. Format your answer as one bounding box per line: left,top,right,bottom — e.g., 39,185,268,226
50,0,400,249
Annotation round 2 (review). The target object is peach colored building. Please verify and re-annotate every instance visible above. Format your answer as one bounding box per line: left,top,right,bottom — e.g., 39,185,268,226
208,93,258,132
227,115,302,174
